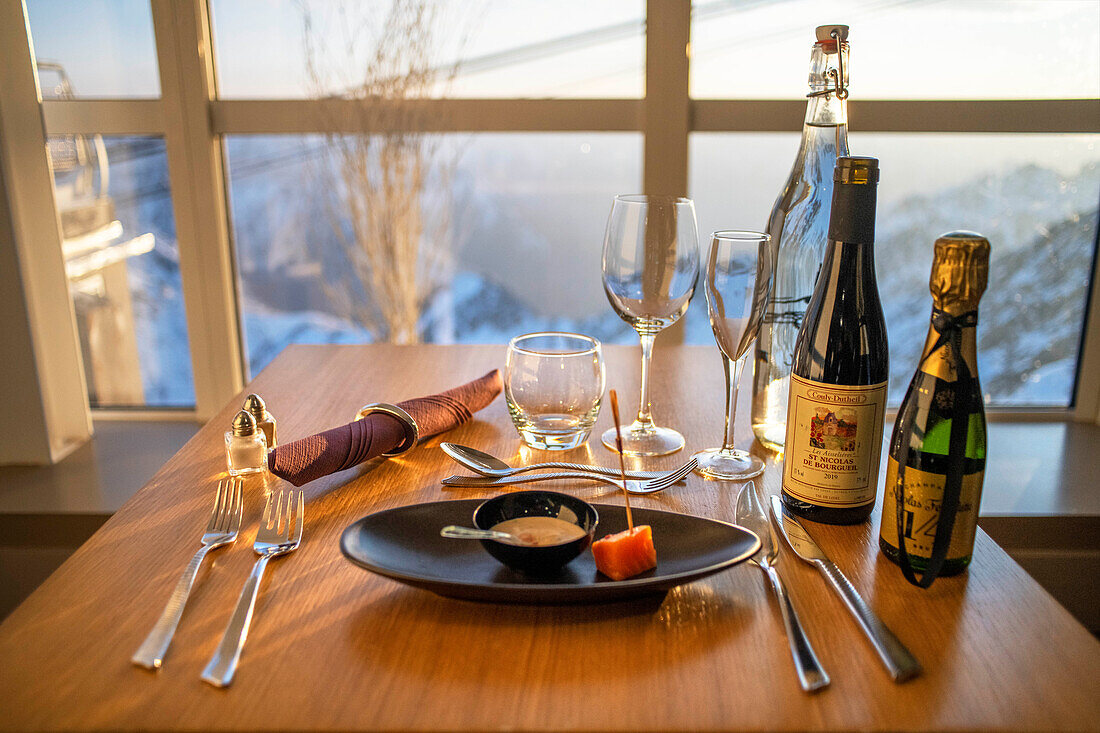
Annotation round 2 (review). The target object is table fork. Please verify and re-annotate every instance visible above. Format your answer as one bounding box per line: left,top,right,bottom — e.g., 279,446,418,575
735,481,828,692
132,477,243,670
441,457,698,495
201,489,304,688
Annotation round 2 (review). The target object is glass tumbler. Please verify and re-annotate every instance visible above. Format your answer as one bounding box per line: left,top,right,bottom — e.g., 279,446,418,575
505,332,605,451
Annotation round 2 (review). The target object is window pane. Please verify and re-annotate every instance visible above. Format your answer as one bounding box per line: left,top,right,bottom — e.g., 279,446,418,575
211,0,644,99
689,132,1100,407
691,0,1100,100
27,0,160,98
225,133,642,376
49,135,194,407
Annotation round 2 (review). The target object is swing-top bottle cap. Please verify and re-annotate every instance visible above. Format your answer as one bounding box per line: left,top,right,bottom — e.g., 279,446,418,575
930,231,990,312
815,25,849,52
834,156,878,185
231,410,258,437
243,393,269,421
809,26,850,96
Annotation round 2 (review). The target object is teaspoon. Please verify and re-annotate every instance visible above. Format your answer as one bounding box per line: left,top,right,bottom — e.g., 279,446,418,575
440,525,522,544
440,442,660,480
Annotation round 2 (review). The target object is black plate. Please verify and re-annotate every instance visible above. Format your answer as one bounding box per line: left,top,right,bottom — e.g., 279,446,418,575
339,500,760,604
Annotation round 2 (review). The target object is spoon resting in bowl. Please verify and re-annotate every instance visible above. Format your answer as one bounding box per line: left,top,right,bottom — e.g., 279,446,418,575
442,515,589,548
440,526,521,543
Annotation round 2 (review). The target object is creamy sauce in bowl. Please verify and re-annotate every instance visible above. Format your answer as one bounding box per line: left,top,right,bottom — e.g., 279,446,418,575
491,516,588,547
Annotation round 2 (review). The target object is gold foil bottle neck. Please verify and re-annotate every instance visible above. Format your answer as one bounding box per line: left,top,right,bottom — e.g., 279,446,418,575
930,231,990,314
231,410,257,437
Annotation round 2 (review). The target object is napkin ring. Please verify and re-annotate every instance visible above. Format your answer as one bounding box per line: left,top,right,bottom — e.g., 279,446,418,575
354,403,420,457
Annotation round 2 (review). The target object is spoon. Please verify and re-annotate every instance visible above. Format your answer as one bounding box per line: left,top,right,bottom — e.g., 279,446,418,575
440,525,523,544
734,481,830,693
440,443,660,480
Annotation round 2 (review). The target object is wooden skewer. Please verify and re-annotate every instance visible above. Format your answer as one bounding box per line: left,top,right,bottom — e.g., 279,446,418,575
608,390,634,530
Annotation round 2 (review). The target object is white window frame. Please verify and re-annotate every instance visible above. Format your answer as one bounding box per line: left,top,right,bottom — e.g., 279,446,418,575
11,0,1100,424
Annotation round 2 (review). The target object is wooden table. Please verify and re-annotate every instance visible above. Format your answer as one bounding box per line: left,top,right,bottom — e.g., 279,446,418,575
2,344,1098,732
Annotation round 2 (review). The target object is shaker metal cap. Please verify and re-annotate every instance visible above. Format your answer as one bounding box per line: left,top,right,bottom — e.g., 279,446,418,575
243,393,268,420
231,410,257,437
834,156,879,185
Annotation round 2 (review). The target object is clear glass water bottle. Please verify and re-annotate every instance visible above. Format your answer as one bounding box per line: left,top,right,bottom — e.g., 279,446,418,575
751,25,850,452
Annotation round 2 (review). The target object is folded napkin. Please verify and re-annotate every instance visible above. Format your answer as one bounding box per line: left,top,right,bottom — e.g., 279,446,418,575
268,369,503,486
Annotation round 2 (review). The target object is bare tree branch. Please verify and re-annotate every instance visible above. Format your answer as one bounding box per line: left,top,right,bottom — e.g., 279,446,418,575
301,0,466,344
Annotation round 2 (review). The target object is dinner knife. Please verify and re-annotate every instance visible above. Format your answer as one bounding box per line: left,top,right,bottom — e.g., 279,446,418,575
769,495,922,683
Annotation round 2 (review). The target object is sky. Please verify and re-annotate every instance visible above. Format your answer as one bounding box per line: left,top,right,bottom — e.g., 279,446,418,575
25,0,1100,209
25,0,1100,99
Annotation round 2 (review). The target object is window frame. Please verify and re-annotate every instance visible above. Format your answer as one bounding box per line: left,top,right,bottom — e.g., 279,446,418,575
15,0,1100,422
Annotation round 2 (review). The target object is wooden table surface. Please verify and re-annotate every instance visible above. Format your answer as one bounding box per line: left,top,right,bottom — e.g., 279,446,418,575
2,344,1098,732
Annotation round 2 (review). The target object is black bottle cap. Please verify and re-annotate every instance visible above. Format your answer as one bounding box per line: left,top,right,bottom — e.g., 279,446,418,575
829,157,879,243
834,156,879,185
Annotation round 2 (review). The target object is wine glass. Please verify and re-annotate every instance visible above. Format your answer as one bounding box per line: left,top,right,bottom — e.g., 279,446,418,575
601,194,700,456
694,230,773,480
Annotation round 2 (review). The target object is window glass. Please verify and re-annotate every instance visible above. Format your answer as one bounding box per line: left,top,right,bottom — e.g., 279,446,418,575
27,0,160,98
48,135,195,407
689,132,1100,407
691,0,1100,100
224,133,642,376
210,0,644,99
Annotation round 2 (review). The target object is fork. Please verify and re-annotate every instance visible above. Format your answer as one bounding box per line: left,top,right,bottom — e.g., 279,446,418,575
735,481,828,692
201,489,304,688
132,477,244,670
441,457,698,495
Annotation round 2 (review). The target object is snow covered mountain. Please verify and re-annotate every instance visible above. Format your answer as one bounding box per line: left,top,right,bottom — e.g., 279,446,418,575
107,135,1098,409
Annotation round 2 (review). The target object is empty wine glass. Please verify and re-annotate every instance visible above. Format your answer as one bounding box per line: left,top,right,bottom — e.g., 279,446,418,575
601,195,700,456
694,231,773,480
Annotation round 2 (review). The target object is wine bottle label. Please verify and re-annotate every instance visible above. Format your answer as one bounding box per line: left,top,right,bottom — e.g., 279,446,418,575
782,374,887,507
879,457,983,560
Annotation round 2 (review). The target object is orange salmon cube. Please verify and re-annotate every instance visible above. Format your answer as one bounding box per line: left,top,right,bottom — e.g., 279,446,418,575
591,525,657,581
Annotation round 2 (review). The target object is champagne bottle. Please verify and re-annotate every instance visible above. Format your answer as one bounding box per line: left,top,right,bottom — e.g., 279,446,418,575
752,25,851,452
780,156,887,525
880,232,989,584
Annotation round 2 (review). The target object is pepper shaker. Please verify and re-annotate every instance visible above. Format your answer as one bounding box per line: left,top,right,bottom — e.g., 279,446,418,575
225,410,267,476
243,393,277,448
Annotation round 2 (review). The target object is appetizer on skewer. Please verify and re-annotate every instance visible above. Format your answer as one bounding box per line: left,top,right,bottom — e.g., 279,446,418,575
592,524,657,581
592,390,658,581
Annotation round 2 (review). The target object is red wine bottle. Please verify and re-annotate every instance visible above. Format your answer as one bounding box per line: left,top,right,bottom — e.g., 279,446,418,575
781,156,888,525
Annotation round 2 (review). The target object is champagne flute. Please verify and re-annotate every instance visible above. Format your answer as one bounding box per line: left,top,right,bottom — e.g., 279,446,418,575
601,195,700,456
694,231,773,480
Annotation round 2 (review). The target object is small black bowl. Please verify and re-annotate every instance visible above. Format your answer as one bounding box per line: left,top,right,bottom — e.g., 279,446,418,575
472,491,598,575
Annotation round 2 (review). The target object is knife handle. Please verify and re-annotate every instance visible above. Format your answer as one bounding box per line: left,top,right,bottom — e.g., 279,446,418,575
763,565,830,692
816,559,922,682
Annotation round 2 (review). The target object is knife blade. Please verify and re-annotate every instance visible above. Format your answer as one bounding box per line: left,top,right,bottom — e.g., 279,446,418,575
770,495,922,683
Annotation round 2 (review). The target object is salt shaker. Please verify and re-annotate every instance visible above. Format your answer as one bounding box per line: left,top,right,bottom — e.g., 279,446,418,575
243,393,277,448
225,410,267,476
